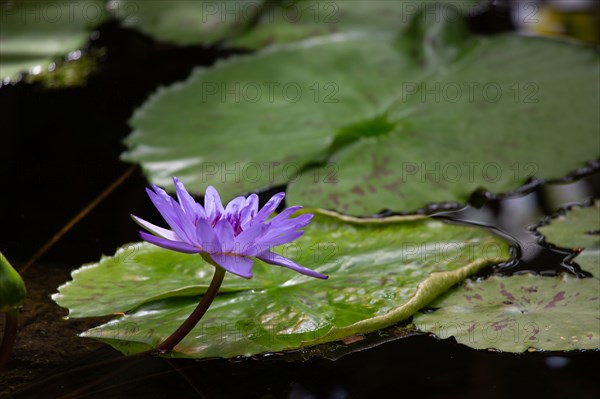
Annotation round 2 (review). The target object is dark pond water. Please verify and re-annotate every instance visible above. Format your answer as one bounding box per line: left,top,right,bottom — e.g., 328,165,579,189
1,10,599,399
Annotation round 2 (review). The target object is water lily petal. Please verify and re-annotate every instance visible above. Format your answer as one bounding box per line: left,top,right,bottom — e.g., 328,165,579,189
139,231,201,254
146,187,188,241
214,218,235,253
224,196,246,233
240,194,258,229
257,230,304,250
258,251,328,279
209,254,254,279
131,215,178,241
196,218,221,253
169,197,200,246
173,177,206,220
260,214,314,243
268,214,314,235
234,223,269,256
204,186,224,223
224,196,245,217
269,206,302,224
252,192,285,225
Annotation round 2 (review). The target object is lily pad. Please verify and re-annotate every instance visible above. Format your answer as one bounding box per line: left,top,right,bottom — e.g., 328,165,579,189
414,201,600,352
54,210,510,358
122,8,600,214
108,0,256,45
108,0,479,48
538,201,600,278
229,0,480,49
539,201,600,250
0,0,107,82
413,274,600,352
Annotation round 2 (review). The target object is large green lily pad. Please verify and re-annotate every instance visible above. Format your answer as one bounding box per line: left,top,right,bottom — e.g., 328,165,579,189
413,274,600,352
122,9,600,215
0,0,107,81
414,201,600,352
54,210,510,358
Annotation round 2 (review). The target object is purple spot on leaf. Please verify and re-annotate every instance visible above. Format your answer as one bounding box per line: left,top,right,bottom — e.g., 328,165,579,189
544,291,566,309
500,287,515,301
465,294,483,302
351,186,365,196
329,193,341,206
523,286,538,294
491,317,513,331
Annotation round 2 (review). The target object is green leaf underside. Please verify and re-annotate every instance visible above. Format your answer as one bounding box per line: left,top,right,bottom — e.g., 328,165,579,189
0,0,107,81
54,210,510,358
414,202,600,353
413,274,600,352
122,12,600,215
538,201,600,278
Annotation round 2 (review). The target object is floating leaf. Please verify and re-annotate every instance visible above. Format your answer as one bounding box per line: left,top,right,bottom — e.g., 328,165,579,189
539,201,600,250
107,0,479,48
0,252,26,312
122,9,600,214
230,0,480,49
413,274,600,352
108,0,256,45
0,0,107,82
54,210,510,358
414,201,600,352
538,201,600,278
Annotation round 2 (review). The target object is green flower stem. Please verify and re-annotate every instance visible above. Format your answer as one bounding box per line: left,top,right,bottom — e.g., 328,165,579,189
0,308,19,369
156,265,226,352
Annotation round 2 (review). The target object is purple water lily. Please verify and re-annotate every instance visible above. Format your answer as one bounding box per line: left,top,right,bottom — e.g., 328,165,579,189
132,177,327,280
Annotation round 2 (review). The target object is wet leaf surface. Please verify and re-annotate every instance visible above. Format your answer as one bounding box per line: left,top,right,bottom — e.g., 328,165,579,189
54,210,510,358
414,201,600,352
414,274,600,352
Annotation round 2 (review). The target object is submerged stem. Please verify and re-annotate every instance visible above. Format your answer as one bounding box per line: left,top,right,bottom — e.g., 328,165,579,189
0,309,19,369
156,266,226,352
